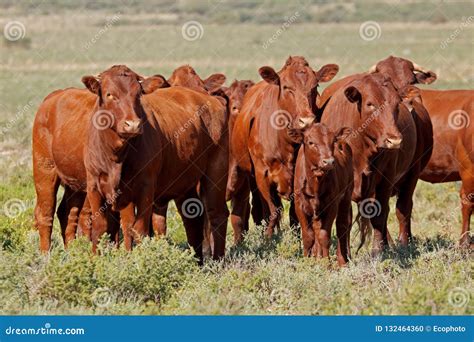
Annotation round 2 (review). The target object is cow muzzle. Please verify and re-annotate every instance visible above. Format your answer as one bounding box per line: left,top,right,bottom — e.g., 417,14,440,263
119,119,142,138
320,157,335,170
383,137,402,149
298,116,315,128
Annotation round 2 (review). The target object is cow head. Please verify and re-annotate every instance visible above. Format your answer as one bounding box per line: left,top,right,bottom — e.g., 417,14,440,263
343,73,416,150
369,56,437,90
82,65,166,139
259,56,339,129
168,65,226,95
222,79,255,116
289,123,351,177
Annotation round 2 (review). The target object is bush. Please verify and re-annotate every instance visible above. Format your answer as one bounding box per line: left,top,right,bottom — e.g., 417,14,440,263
94,238,199,310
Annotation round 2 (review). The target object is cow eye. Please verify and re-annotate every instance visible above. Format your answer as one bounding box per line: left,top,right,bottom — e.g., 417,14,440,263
367,102,375,109
106,93,116,100
308,141,315,146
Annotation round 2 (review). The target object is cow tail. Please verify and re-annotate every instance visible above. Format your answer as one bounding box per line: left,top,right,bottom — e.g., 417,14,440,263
353,212,372,254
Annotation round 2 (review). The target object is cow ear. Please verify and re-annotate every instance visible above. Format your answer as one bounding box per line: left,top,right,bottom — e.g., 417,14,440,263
211,89,229,107
259,66,280,86
335,127,352,141
316,64,339,83
415,70,437,84
287,127,304,144
344,86,361,104
243,80,255,89
334,127,352,152
82,76,100,95
220,86,230,97
399,85,420,102
204,73,226,94
141,75,170,94
399,85,421,111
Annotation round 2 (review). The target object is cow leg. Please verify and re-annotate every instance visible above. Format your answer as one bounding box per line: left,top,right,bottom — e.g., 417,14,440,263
176,189,205,264
230,175,251,244
107,210,121,246
131,184,154,245
318,209,337,261
78,197,92,240
395,172,418,246
202,143,229,260
460,186,473,248
151,203,168,237
59,188,86,247
202,211,214,258
336,196,352,266
226,158,240,200
371,183,392,256
255,166,281,238
294,199,314,257
57,195,68,243
120,202,135,251
33,165,60,252
311,217,323,257
88,188,108,253
250,176,265,226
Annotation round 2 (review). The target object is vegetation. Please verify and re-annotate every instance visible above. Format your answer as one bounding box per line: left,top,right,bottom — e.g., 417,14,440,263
0,1,472,314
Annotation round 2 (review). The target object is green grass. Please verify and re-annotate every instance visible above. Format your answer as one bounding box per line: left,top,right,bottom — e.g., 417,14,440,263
0,3,473,315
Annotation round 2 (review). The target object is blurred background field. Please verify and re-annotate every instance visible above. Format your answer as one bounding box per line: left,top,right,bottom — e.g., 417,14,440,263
0,0,472,315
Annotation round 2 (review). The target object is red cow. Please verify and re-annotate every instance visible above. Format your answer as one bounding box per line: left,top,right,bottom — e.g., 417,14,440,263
319,56,435,248
222,79,255,133
229,56,339,241
320,72,424,254
419,89,473,247
32,67,165,251
79,65,228,262
149,65,227,258
291,123,354,266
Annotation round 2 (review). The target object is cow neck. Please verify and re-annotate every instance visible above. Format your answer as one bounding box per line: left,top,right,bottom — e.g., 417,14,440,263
302,147,322,198
87,122,130,201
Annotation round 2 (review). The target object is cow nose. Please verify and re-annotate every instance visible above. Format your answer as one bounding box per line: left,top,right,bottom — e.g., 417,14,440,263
321,158,335,167
123,120,141,134
298,116,314,128
384,137,402,149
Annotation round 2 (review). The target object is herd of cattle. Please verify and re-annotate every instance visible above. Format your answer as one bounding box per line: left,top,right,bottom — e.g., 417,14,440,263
32,56,473,265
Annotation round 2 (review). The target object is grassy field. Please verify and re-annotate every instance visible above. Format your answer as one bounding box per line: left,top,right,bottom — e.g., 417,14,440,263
0,2,473,315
